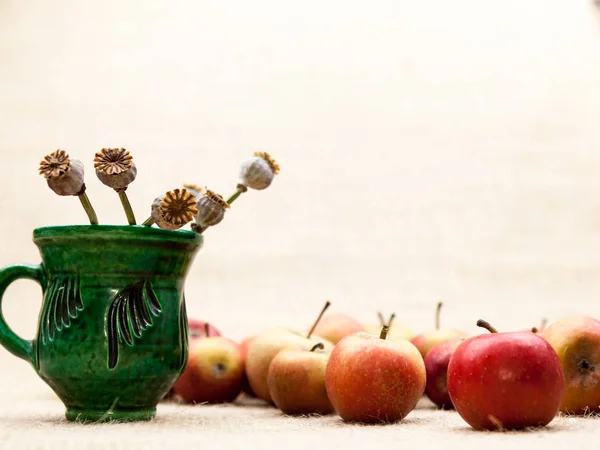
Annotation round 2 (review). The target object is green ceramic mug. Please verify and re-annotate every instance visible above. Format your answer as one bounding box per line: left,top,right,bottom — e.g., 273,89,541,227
0,225,202,422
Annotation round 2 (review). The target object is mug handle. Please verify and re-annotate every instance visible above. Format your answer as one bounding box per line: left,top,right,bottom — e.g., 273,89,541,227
0,264,45,365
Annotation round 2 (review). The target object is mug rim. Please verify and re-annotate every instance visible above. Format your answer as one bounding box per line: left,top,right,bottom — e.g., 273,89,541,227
32,224,203,245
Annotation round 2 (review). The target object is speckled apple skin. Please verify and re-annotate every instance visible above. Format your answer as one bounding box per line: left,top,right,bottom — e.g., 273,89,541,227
173,337,244,404
268,349,333,415
411,329,468,359
541,315,600,414
424,338,463,409
325,332,426,423
447,332,565,430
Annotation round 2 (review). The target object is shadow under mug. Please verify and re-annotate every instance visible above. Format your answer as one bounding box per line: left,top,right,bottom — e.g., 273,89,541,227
0,225,202,422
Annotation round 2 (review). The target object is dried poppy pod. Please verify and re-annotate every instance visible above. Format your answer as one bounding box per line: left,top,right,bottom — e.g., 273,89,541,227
94,148,138,224
38,149,99,224
239,151,279,190
193,189,230,233
149,188,198,231
94,148,137,190
227,152,280,205
40,150,84,196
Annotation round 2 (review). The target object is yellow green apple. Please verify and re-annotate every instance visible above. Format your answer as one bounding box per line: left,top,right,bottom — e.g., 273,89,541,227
245,302,334,403
541,315,600,414
267,342,333,415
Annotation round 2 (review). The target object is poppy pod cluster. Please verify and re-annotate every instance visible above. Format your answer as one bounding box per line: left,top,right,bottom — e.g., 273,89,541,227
39,149,280,234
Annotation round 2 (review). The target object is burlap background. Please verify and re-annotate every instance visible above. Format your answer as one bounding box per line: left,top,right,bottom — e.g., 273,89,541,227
1,1,600,448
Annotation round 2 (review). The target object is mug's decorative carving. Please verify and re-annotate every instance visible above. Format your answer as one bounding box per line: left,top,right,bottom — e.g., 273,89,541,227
40,275,84,343
106,280,162,369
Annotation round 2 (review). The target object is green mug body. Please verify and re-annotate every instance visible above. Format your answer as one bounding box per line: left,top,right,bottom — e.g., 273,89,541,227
0,225,202,422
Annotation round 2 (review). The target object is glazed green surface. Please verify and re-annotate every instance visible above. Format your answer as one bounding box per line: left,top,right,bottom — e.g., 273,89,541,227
0,225,202,422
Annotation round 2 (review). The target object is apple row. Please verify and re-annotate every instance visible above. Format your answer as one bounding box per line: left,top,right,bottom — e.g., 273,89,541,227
168,303,600,430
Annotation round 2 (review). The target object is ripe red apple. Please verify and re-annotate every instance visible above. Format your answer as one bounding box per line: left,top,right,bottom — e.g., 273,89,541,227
325,325,426,423
424,338,463,409
411,302,467,358
245,302,334,403
172,333,244,404
163,319,222,401
310,313,365,344
365,312,414,341
541,315,600,414
447,319,565,430
267,342,333,415
239,335,257,397
188,318,221,338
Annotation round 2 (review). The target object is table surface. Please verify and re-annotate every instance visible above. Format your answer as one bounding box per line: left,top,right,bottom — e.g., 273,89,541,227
1,0,600,448
0,362,597,450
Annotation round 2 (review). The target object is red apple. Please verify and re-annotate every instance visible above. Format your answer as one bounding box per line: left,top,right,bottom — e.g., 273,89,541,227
411,302,467,358
447,319,565,430
325,325,426,423
188,318,221,338
172,334,244,404
239,335,257,397
541,315,600,414
163,319,222,401
310,313,365,344
246,302,334,403
424,338,463,409
267,342,333,415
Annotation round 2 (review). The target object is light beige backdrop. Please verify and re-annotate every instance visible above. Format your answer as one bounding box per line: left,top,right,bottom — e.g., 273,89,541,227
0,0,599,448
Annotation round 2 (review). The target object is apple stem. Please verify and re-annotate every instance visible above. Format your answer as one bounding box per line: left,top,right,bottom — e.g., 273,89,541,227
388,313,396,328
435,302,443,330
476,319,498,334
380,325,390,340
541,318,548,329
377,311,385,327
306,300,331,339
531,327,538,333
204,323,210,337
310,342,324,352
